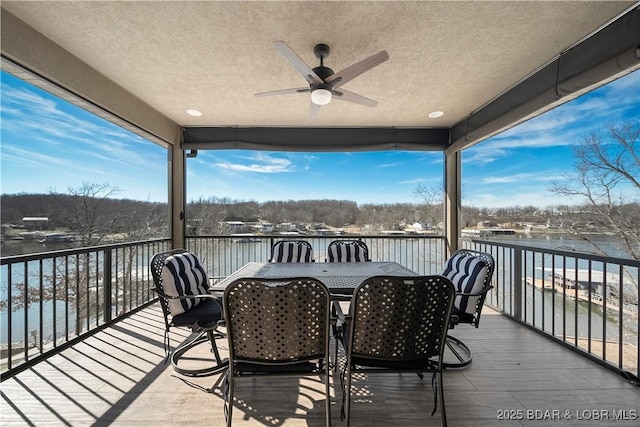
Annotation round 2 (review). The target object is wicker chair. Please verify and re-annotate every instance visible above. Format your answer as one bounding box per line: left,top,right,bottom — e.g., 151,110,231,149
269,240,315,262
222,277,332,427
326,239,370,262
335,275,455,427
440,248,495,368
150,249,227,377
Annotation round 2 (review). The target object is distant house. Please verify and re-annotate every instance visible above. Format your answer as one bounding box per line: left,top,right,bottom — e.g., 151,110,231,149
277,222,296,231
546,218,564,229
221,220,245,232
259,221,274,232
250,220,274,233
477,220,498,228
22,217,49,231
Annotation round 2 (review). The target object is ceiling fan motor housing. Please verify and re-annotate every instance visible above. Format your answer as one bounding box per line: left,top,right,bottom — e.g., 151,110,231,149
311,82,333,92
313,65,335,81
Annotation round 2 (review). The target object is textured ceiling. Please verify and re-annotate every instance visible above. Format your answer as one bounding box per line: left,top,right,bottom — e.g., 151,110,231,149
1,1,636,128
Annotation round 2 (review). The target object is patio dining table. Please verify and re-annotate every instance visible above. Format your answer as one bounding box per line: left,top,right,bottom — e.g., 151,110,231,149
209,261,418,296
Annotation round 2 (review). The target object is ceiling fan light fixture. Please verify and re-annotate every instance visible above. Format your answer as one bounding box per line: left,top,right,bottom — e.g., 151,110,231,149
311,88,332,105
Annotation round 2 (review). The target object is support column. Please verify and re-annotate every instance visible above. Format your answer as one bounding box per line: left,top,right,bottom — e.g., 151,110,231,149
444,150,461,257
170,137,185,249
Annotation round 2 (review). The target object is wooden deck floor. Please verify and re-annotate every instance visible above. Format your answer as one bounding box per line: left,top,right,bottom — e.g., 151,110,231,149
1,304,638,426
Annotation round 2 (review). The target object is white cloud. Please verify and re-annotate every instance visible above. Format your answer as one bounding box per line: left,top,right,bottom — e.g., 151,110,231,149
1,145,111,177
463,145,508,164
377,162,401,168
214,153,294,174
1,79,156,171
399,178,427,185
482,172,565,184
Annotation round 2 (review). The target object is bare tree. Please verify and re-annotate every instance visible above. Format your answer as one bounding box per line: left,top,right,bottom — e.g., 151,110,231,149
412,182,444,229
49,181,121,245
187,196,233,234
550,122,639,259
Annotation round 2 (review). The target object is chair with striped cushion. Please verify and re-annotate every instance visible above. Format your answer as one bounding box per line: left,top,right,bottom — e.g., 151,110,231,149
327,239,370,262
269,240,314,262
150,249,228,377
440,248,495,368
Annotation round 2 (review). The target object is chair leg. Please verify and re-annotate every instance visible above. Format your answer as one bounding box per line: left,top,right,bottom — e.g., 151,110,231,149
171,330,229,377
207,329,225,366
324,369,332,427
210,368,226,391
224,369,234,427
333,335,339,372
344,364,352,427
443,335,472,369
438,368,447,427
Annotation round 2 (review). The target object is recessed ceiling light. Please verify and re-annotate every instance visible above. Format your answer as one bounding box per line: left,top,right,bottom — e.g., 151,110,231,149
428,111,444,118
187,109,202,117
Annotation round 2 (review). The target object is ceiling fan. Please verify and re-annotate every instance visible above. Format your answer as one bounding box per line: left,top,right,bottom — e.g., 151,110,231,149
255,41,389,117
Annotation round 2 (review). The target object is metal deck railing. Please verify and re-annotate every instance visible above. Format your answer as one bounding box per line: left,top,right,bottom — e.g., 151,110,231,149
0,238,171,379
465,239,639,380
2,234,638,381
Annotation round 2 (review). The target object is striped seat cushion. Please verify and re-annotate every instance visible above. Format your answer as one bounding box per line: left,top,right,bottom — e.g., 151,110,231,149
327,242,368,262
270,241,314,262
161,252,209,316
441,253,488,314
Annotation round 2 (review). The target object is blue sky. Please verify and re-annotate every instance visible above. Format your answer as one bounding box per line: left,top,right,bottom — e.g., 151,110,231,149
1,69,638,208
463,70,638,207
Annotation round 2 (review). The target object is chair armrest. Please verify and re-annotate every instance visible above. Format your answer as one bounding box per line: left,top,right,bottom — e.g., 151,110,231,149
153,290,223,309
456,284,494,297
449,314,460,328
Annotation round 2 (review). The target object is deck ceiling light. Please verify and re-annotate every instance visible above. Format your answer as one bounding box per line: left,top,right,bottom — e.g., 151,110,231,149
429,111,444,118
187,109,202,116
311,87,332,106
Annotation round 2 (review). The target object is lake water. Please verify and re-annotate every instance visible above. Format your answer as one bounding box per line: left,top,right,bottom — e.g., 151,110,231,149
475,233,639,345
487,232,636,258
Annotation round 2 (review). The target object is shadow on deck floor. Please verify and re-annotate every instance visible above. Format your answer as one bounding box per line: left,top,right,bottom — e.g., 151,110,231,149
1,304,638,426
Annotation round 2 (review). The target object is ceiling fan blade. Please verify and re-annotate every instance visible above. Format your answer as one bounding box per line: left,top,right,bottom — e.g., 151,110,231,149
333,88,378,107
326,50,389,88
274,41,323,85
255,87,310,97
309,101,321,118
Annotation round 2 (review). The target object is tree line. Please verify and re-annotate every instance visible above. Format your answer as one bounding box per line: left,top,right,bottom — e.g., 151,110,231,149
4,189,637,235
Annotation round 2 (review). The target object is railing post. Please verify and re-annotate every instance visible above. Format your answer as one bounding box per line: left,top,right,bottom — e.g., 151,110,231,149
103,249,112,323
513,247,523,320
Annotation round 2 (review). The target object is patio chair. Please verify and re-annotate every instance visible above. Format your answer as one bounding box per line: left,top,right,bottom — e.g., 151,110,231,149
222,277,332,427
440,248,495,368
335,275,455,427
326,239,370,262
326,239,370,366
150,249,227,377
269,239,315,262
